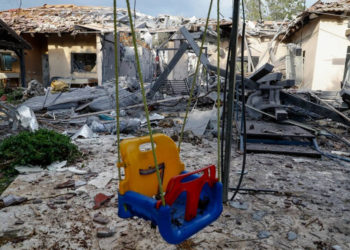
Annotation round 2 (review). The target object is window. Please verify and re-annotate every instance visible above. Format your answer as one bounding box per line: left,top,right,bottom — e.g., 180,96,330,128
71,53,96,73
0,53,16,71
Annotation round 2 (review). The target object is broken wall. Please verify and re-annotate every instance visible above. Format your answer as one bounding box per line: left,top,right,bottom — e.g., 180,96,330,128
247,36,287,73
47,33,97,80
119,44,154,83
101,33,120,84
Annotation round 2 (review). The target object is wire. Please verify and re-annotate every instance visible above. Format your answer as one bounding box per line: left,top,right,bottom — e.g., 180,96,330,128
178,0,214,151
125,0,166,206
230,0,247,201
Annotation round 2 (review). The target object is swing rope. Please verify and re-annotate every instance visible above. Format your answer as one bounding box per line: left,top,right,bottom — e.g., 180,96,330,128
178,0,214,151
113,0,122,182
216,0,221,182
125,0,166,206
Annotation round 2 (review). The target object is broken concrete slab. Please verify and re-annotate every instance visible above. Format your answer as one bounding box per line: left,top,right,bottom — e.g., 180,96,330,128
184,107,216,136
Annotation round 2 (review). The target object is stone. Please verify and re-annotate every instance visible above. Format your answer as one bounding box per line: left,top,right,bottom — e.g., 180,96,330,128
93,213,109,225
252,211,266,221
229,201,249,210
14,219,24,225
257,231,271,239
55,180,75,189
158,118,175,128
332,245,342,250
32,199,43,204
96,227,115,238
287,231,298,241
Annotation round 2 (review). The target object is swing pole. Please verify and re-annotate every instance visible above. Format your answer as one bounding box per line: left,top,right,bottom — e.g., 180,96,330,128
125,0,166,206
222,0,240,203
216,0,222,182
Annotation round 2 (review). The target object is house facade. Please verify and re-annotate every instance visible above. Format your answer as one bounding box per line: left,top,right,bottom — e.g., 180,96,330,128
283,0,350,91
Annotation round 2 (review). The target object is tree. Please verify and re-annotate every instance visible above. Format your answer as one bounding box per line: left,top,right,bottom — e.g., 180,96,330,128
245,0,305,21
245,0,265,21
265,0,305,21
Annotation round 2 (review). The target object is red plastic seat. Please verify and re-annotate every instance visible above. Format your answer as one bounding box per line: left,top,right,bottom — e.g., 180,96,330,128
157,165,218,221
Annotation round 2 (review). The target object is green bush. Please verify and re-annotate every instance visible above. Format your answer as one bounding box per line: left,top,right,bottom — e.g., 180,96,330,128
0,129,81,168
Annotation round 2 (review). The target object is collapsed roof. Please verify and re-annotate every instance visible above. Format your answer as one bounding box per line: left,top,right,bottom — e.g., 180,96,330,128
0,18,31,50
283,0,350,39
0,4,230,35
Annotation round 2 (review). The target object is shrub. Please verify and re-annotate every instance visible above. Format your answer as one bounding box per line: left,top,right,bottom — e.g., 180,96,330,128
0,129,81,168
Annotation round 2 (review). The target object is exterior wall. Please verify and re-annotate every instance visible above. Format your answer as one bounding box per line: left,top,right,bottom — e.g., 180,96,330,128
22,33,48,84
48,33,97,79
288,19,320,90
311,16,350,90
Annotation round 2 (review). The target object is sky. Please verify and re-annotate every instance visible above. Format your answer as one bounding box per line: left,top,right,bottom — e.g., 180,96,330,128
0,0,318,18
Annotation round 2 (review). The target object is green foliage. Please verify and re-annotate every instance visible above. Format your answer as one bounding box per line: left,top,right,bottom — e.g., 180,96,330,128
246,0,264,21
265,0,305,20
245,0,305,21
0,129,81,168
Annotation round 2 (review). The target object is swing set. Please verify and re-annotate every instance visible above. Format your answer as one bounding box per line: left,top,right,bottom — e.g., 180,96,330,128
113,0,239,245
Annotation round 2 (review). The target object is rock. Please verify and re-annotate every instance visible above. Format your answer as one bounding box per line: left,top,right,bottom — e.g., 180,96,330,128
55,180,75,189
0,195,27,207
170,133,179,142
257,231,271,239
252,211,266,221
96,227,115,238
285,163,293,169
158,118,175,128
14,219,24,225
32,199,43,204
0,227,34,245
182,130,202,145
332,245,342,250
93,213,109,225
229,201,249,210
287,231,298,241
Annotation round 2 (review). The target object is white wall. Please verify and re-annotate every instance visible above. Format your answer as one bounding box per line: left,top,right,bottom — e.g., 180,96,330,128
312,16,350,90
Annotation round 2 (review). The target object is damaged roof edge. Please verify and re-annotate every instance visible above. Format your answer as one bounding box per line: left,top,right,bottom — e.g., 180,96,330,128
0,19,31,50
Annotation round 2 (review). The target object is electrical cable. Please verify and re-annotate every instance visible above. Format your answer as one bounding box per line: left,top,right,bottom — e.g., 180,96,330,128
230,0,247,201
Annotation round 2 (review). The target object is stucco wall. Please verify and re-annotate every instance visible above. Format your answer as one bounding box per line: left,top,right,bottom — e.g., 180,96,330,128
48,33,97,79
312,16,350,90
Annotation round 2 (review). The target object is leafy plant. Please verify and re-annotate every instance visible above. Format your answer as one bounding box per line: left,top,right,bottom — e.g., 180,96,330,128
0,129,81,168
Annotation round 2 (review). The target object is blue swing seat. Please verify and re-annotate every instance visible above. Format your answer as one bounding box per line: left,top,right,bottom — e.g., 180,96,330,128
117,134,223,244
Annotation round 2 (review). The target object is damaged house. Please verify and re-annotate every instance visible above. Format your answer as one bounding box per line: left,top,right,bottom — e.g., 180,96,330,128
281,0,350,91
0,4,159,87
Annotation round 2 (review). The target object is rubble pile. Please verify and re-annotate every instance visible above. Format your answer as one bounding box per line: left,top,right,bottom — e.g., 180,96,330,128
0,5,229,34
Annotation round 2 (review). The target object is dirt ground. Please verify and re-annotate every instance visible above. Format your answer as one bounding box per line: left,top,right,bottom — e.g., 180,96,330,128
0,126,349,250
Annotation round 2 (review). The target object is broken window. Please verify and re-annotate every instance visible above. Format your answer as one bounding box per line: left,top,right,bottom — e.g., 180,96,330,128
0,53,17,71
71,53,96,73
